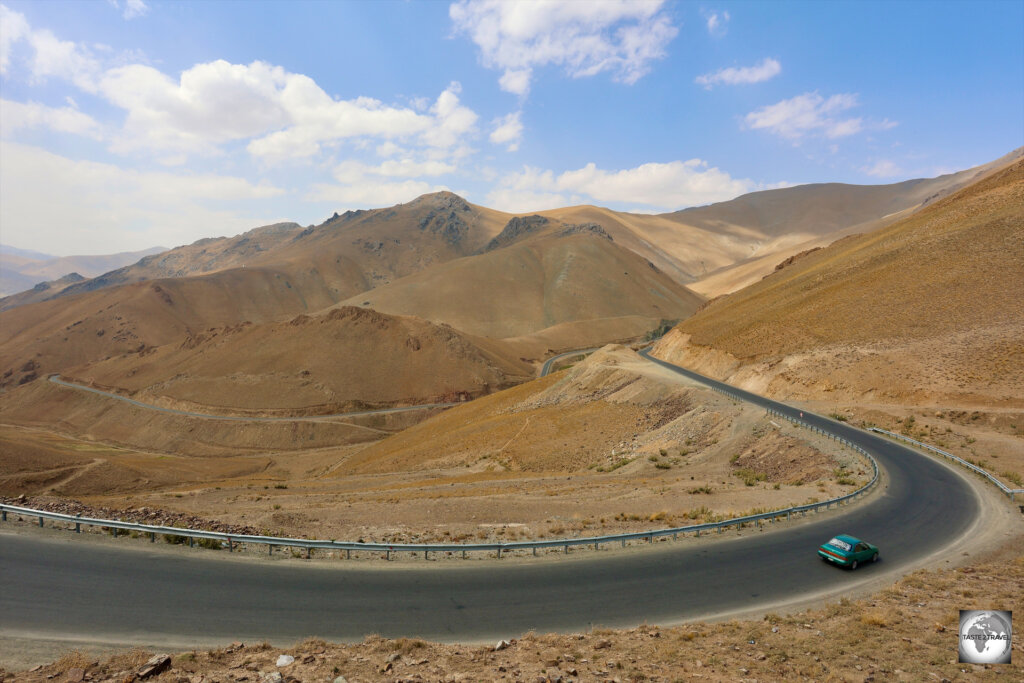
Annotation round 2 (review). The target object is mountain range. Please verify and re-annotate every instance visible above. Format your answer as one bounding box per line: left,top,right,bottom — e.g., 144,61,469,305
1,148,1020,417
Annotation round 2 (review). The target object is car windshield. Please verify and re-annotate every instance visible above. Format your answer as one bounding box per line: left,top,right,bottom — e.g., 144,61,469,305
827,537,852,552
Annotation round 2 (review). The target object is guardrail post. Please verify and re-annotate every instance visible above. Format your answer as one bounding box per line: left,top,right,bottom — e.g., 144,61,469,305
564,544,568,554
189,536,194,548
38,516,44,528
75,515,81,533
695,529,700,537
306,547,311,560
346,549,351,559
496,548,501,559
786,511,791,521
621,539,626,548
227,538,233,552
462,549,467,559
2,509,6,522
112,527,118,538
386,549,391,560
150,532,156,543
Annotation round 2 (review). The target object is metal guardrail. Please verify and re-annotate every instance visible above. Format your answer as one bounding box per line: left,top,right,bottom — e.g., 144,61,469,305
0,405,879,561
869,427,1022,502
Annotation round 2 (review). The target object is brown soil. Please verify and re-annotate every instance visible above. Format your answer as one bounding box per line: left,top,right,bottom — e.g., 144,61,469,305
0,347,865,544
67,306,533,411
653,159,1024,489
7,531,1022,682
340,231,704,340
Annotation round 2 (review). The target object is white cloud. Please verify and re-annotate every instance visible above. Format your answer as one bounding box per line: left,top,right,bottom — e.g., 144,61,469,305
862,160,903,178
123,0,148,20
0,99,103,139
696,58,780,88
449,0,677,95
487,158,763,212
744,92,893,140
705,10,730,36
91,60,477,162
376,141,403,157
0,141,285,254
419,81,478,149
332,158,455,183
27,28,101,92
305,179,447,208
1,11,480,165
0,4,30,75
489,111,523,151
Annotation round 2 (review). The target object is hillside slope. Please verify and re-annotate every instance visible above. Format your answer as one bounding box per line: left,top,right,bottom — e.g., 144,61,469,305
0,193,512,389
652,158,1024,408
67,306,533,411
341,225,705,340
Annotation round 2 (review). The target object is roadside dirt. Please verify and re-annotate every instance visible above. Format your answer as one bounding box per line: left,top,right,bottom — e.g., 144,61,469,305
0,348,868,545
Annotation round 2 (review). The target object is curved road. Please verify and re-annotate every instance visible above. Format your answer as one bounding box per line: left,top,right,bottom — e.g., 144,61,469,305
539,348,600,377
48,375,459,422
2,352,981,646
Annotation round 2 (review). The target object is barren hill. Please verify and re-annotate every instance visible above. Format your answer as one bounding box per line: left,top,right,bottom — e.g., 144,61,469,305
0,246,165,301
67,306,533,411
538,149,1023,298
0,193,512,389
652,158,1024,408
341,224,704,341
7,192,509,311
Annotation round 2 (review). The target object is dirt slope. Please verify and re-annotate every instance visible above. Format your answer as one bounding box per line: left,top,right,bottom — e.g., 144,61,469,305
541,148,1023,298
0,193,513,389
69,306,534,411
653,158,1024,408
12,192,509,310
342,228,704,340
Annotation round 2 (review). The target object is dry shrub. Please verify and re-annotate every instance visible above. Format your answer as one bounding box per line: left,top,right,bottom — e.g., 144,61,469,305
298,637,328,651
391,637,427,654
53,650,93,674
859,610,889,627
108,647,151,670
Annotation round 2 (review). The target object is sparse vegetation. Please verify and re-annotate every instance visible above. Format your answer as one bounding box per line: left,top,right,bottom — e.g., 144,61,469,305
597,456,637,473
733,468,767,486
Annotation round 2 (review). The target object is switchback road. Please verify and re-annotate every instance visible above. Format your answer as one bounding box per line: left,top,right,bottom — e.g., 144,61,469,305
2,352,985,647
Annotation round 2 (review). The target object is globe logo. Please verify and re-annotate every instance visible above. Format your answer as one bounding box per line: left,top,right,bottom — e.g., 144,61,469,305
959,610,1012,664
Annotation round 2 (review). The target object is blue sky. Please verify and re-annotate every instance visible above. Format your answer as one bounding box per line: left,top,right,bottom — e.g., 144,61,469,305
1,0,1021,255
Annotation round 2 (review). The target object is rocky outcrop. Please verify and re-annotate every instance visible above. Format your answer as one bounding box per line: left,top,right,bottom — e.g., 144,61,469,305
558,222,613,241
416,193,473,247
483,215,550,252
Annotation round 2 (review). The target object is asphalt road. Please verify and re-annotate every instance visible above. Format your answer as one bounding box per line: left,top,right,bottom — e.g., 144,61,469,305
539,348,600,377
2,353,980,645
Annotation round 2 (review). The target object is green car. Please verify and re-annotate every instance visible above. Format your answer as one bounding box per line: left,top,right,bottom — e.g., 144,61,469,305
818,534,879,569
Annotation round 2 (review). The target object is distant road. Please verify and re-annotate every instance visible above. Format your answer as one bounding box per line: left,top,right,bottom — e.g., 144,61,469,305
539,347,600,376
47,375,459,422
1,354,983,647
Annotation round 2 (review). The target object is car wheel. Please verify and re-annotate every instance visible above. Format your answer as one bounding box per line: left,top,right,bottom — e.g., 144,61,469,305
872,552,879,563
850,560,858,570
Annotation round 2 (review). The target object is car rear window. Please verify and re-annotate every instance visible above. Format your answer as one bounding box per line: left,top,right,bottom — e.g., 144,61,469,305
827,537,852,552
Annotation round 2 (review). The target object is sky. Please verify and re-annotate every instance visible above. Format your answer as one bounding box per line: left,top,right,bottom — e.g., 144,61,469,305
1,0,1021,256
